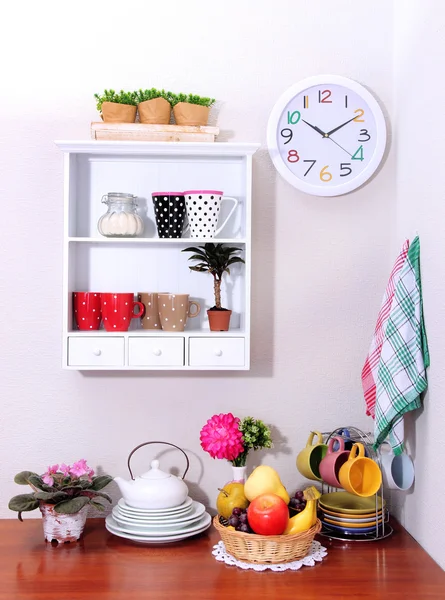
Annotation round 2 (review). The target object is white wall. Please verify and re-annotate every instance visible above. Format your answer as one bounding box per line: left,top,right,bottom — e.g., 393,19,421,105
391,0,445,569
3,0,424,557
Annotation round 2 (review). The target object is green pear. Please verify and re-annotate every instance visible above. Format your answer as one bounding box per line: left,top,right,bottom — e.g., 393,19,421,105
244,465,290,504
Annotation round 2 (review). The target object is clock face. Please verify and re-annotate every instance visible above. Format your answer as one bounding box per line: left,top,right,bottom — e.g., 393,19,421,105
267,75,387,196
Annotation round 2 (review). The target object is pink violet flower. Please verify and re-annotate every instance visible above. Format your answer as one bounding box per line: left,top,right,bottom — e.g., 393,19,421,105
69,459,91,479
200,413,244,461
42,464,59,487
59,463,71,477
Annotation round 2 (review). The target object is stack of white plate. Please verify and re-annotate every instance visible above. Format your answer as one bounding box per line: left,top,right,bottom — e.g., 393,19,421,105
105,497,211,544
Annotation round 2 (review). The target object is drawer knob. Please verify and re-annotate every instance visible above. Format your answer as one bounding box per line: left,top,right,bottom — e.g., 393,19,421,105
93,349,102,356
214,349,223,357
153,349,162,356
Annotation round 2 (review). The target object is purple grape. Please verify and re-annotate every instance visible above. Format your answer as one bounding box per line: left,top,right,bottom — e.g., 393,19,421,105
289,498,298,508
232,507,242,516
228,516,239,527
239,512,248,524
239,524,250,533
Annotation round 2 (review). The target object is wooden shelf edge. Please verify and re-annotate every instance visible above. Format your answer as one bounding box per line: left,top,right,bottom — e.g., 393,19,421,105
91,122,219,142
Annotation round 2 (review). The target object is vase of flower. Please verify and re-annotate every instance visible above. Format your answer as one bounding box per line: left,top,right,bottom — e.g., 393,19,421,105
231,465,247,484
8,459,113,544
40,502,89,543
200,413,273,483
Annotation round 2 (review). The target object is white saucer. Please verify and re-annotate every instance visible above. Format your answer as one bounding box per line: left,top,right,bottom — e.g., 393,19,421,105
113,502,205,529
118,496,193,515
105,512,211,543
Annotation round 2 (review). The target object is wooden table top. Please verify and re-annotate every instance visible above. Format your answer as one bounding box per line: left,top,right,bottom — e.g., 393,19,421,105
0,518,444,599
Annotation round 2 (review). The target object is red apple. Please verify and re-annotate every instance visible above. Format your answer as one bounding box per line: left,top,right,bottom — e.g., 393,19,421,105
247,493,289,535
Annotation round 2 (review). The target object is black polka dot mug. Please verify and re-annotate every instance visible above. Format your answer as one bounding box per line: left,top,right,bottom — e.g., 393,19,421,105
152,192,187,238
183,190,239,238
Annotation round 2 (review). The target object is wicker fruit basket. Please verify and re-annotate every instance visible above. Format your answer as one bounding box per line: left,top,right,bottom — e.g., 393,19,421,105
213,515,322,565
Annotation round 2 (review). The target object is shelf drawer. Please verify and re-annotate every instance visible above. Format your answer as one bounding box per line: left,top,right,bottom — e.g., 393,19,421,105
68,337,125,366
129,337,184,366
189,337,245,367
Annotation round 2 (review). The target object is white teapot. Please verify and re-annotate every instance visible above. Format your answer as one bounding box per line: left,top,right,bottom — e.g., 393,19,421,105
114,441,190,509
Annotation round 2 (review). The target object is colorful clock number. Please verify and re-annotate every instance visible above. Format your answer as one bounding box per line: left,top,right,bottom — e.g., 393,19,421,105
287,150,300,163
287,110,301,125
319,90,332,103
359,129,371,142
340,163,352,177
320,166,333,182
280,128,293,144
353,108,365,122
351,145,364,161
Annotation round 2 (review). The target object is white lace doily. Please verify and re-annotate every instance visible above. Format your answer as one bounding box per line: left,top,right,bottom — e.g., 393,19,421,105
212,540,327,572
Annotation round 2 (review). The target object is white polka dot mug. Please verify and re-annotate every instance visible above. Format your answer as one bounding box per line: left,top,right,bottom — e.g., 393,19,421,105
157,294,201,331
152,192,187,238
101,293,145,332
183,190,238,238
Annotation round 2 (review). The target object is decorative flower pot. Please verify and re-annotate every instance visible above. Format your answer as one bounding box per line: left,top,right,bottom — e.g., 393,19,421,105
231,465,247,484
173,103,210,126
138,97,171,124
208,309,232,331
39,503,88,543
101,102,137,123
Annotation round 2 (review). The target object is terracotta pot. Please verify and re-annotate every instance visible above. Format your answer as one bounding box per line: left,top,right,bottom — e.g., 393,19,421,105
138,97,171,124
173,103,210,126
207,309,232,331
39,503,88,543
101,102,137,123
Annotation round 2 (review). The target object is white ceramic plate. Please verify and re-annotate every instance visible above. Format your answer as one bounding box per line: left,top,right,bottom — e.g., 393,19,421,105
105,512,211,542
112,502,206,529
118,496,193,515
117,502,193,520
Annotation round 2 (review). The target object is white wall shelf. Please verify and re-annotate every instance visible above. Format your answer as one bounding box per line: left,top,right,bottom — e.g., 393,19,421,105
56,140,259,371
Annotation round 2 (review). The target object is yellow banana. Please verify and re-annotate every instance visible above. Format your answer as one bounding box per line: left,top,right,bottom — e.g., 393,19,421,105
283,486,321,535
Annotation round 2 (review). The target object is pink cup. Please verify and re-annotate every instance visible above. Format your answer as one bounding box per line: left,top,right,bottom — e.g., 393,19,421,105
319,436,350,489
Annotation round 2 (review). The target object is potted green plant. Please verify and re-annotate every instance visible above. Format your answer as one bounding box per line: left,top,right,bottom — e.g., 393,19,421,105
182,243,244,331
9,460,113,543
94,89,138,123
168,92,216,126
135,88,172,124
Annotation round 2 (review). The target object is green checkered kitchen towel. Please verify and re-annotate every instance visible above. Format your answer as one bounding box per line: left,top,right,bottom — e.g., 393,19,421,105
373,237,430,455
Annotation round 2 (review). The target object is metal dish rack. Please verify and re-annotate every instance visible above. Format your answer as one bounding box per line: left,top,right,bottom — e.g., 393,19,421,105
318,426,393,542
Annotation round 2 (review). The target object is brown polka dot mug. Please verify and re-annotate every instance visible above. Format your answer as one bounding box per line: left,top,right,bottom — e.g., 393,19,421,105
157,293,201,331
183,190,238,239
138,292,168,330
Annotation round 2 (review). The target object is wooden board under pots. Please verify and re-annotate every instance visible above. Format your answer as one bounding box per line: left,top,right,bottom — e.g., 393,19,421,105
91,122,219,142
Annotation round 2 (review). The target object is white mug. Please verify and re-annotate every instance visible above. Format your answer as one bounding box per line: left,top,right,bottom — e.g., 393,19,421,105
183,190,238,238
379,443,415,491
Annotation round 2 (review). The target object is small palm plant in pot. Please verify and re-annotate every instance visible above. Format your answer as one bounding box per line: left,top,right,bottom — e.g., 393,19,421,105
182,243,244,331
94,89,138,123
135,88,172,124
168,92,216,126
8,460,113,543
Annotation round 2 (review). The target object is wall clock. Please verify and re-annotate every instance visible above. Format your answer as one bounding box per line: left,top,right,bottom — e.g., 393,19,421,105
267,75,387,196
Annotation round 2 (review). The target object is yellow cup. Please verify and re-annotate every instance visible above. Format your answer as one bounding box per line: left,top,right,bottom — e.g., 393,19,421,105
338,442,382,497
296,431,328,481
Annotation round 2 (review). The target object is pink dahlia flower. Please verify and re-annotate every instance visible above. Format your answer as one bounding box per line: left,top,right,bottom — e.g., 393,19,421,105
200,413,244,461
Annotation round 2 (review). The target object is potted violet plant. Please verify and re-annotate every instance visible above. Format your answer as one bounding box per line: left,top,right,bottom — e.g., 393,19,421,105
8,460,113,543
94,89,138,123
168,92,216,126
135,88,172,124
182,243,244,331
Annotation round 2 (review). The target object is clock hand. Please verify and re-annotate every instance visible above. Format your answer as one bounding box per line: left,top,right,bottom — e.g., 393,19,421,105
328,136,352,157
302,119,328,137
326,115,358,136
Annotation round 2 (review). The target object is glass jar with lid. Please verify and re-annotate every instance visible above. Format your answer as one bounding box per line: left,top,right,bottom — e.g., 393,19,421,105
97,193,144,237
